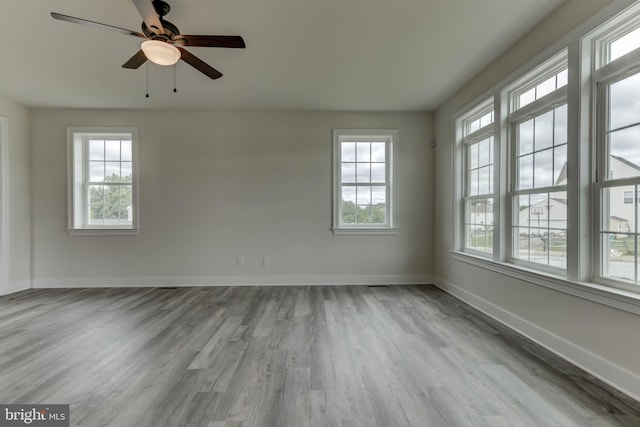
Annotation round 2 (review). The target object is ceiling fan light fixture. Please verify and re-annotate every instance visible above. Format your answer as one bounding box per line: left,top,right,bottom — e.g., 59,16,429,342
141,40,180,65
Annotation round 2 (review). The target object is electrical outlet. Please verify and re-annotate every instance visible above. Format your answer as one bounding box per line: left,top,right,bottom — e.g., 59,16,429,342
237,257,245,267
263,257,270,267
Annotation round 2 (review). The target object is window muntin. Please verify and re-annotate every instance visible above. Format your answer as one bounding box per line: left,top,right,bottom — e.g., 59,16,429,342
332,129,397,234
68,128,138,234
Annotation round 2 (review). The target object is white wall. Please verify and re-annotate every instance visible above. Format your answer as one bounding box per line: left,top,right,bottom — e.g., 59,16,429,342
434,0,640,399
0,98,30,295
30,109,434,287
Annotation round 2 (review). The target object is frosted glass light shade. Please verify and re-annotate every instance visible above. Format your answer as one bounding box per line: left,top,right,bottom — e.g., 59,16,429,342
141,40,181,66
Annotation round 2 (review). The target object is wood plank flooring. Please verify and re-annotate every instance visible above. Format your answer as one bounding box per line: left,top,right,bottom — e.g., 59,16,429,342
1,285,639,426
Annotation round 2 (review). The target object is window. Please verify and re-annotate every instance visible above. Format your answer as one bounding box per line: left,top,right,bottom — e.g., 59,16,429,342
452,1,640,306
509,54,568,269
460,101,494,254
67,128,138,235
594,23,640,285
332,129,398,235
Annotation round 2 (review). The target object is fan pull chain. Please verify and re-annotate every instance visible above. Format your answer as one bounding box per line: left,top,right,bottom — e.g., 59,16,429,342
173,61,177,93
145,63,150,98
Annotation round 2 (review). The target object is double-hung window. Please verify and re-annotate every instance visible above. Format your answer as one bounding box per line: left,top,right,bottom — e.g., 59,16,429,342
508,54,568,269
593,20,640,286
332,129,398,235
461,102,494,254
67,128,139,235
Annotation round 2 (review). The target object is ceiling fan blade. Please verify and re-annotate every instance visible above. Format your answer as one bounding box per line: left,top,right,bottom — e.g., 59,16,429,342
132,0,164,34
122,50,148,69
174,35,246,48
178,48,223,79
51,12,146,38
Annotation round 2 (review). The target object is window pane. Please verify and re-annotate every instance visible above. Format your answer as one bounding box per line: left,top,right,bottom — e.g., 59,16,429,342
341,187,357,224
121,140,132,162
121,162,133,182
341,163,356,183
465,199,493,253
610,27,640,62
534,149,553,188
608,126,640,179
554,144,567,185
357,205,372,224
89,162,105,182
517,154,534,190
356,163,371,183
105,140,121,161
371,163,385,183
602,232,635,282
556,69,568,88
371,143,385,162
469,169,479,196
89,140,104,161
515,227,532,261
478,166,491,195
602,186,635,233
535,110,554,151
371,187,386,205
519,88,535,109
609,72,640,131
89,185,104,205
518,120,534,155
357,186,371,205
356,143,370,162
469,143,479,169
536,75,557,99
105,162,121,181
478,138,491,167
342,142,356,162
479,111,493,128
554,105,568,145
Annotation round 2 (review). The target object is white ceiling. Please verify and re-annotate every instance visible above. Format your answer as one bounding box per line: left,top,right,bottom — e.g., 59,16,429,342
0,0,565,111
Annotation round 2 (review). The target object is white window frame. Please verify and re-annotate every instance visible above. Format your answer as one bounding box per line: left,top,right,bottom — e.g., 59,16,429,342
506,53,568,273
458,99,495,256
592,36,640,291
67,127,139,236
332,129,398,235
450,0,640,314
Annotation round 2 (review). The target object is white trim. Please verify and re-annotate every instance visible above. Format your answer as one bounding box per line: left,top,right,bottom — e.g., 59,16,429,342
0,117,9,296
331,227,399,236
67,127,139,235
332,129,399,234
451,250,640,315
66,228,139,236
32,274,433,288
433,275,640,403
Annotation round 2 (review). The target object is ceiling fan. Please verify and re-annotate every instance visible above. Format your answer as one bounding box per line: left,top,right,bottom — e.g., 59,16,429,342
51,0,245,80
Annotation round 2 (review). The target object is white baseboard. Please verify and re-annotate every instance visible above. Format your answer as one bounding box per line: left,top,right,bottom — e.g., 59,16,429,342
433,276,640,403
32,274,433,289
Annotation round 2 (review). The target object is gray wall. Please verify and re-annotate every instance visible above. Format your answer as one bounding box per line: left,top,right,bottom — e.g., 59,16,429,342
434,0,640,399
30,109,434,286
0,98,30,295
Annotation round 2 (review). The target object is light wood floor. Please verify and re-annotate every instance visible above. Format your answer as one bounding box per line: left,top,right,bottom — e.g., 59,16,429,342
1,285,639,426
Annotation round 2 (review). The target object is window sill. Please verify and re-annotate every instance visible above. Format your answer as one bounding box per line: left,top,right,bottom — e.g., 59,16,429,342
451,250,640,316
332,227,399,236
67,228,139,236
